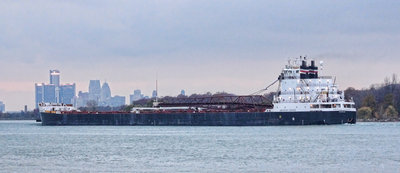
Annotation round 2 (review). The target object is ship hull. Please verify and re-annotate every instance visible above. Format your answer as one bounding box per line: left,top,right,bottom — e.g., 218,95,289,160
40,111,356,126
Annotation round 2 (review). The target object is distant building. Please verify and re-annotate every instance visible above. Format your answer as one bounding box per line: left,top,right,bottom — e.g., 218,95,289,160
0,101,5,113
180,89,185,96
76,91,89,108
129,89,144,104
72,96,78,107
50,70,61,103
78,80,124,107
35,70,77,108
89,80,101,103
35,83,62,105
100,82,111,106
109,96,125,107
49,70,60,87
152,90,157,98
60,83,76,104
35,83,44,108
43,84,56,103
24,105,28,113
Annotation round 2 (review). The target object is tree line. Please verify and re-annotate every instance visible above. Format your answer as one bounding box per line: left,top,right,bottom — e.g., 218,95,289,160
345,74,399,120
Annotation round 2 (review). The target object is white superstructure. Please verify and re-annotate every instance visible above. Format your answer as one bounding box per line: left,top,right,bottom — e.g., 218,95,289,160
268,57,356,112
38,102,76,113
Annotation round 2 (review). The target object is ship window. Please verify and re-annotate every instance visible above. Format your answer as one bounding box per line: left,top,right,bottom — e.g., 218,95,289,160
332,104,337,108
310,104,319,108
344,104,351,108
321,104,332,108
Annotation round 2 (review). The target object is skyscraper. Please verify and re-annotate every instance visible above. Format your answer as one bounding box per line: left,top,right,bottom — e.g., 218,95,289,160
35,83,44,108
43,84,56,103
35,70,77,108
109,96,125,107
89,80,101,103
180,89,185,96
76,91,89,108
129,89,144,104
0,101,5,113
50,70,61,103
152,90,157,98
100,82,111,104
49,70,60,87
60,83,76,104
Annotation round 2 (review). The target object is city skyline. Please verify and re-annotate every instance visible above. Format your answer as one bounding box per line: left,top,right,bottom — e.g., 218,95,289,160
1,1,400,111
35,70,76,109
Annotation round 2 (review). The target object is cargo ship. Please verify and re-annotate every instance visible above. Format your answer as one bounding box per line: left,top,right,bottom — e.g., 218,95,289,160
40,57,356,126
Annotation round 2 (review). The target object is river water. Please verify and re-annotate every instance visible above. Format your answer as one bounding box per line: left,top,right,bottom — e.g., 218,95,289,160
0,121,399,172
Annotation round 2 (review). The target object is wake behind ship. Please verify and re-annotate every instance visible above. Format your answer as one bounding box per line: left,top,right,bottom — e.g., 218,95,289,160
40,57,356,126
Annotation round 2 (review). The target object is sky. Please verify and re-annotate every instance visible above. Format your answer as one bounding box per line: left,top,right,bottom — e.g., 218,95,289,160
0,0,400,111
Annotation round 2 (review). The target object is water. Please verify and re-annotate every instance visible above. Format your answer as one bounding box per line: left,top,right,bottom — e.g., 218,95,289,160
0,121,399,172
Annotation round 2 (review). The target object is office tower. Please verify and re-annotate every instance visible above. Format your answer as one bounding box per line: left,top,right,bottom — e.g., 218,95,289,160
43,84,56,103
76,91,89,108
36,70,77,107
180,89,185,96
35,83,60,106
101,82,111,104
152,90,157,98
129,89,144,104
0,101,5,113
129,94,134,104
35,83,44,108
89,80,101,103
60,83,76,104
50,70,61,103
49,70,60,87
109,96,125,107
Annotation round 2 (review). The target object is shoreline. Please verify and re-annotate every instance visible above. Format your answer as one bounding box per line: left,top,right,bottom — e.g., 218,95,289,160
357,118,399,122
1,119,399,123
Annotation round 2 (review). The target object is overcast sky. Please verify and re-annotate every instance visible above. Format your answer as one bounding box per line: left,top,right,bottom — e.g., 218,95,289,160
1,0,400,111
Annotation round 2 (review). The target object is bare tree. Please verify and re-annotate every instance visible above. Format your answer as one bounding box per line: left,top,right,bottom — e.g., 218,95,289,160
384,76,391,86
392,73,398,84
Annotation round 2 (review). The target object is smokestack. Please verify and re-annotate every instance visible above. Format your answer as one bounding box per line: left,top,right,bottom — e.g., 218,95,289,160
302,60,307,68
